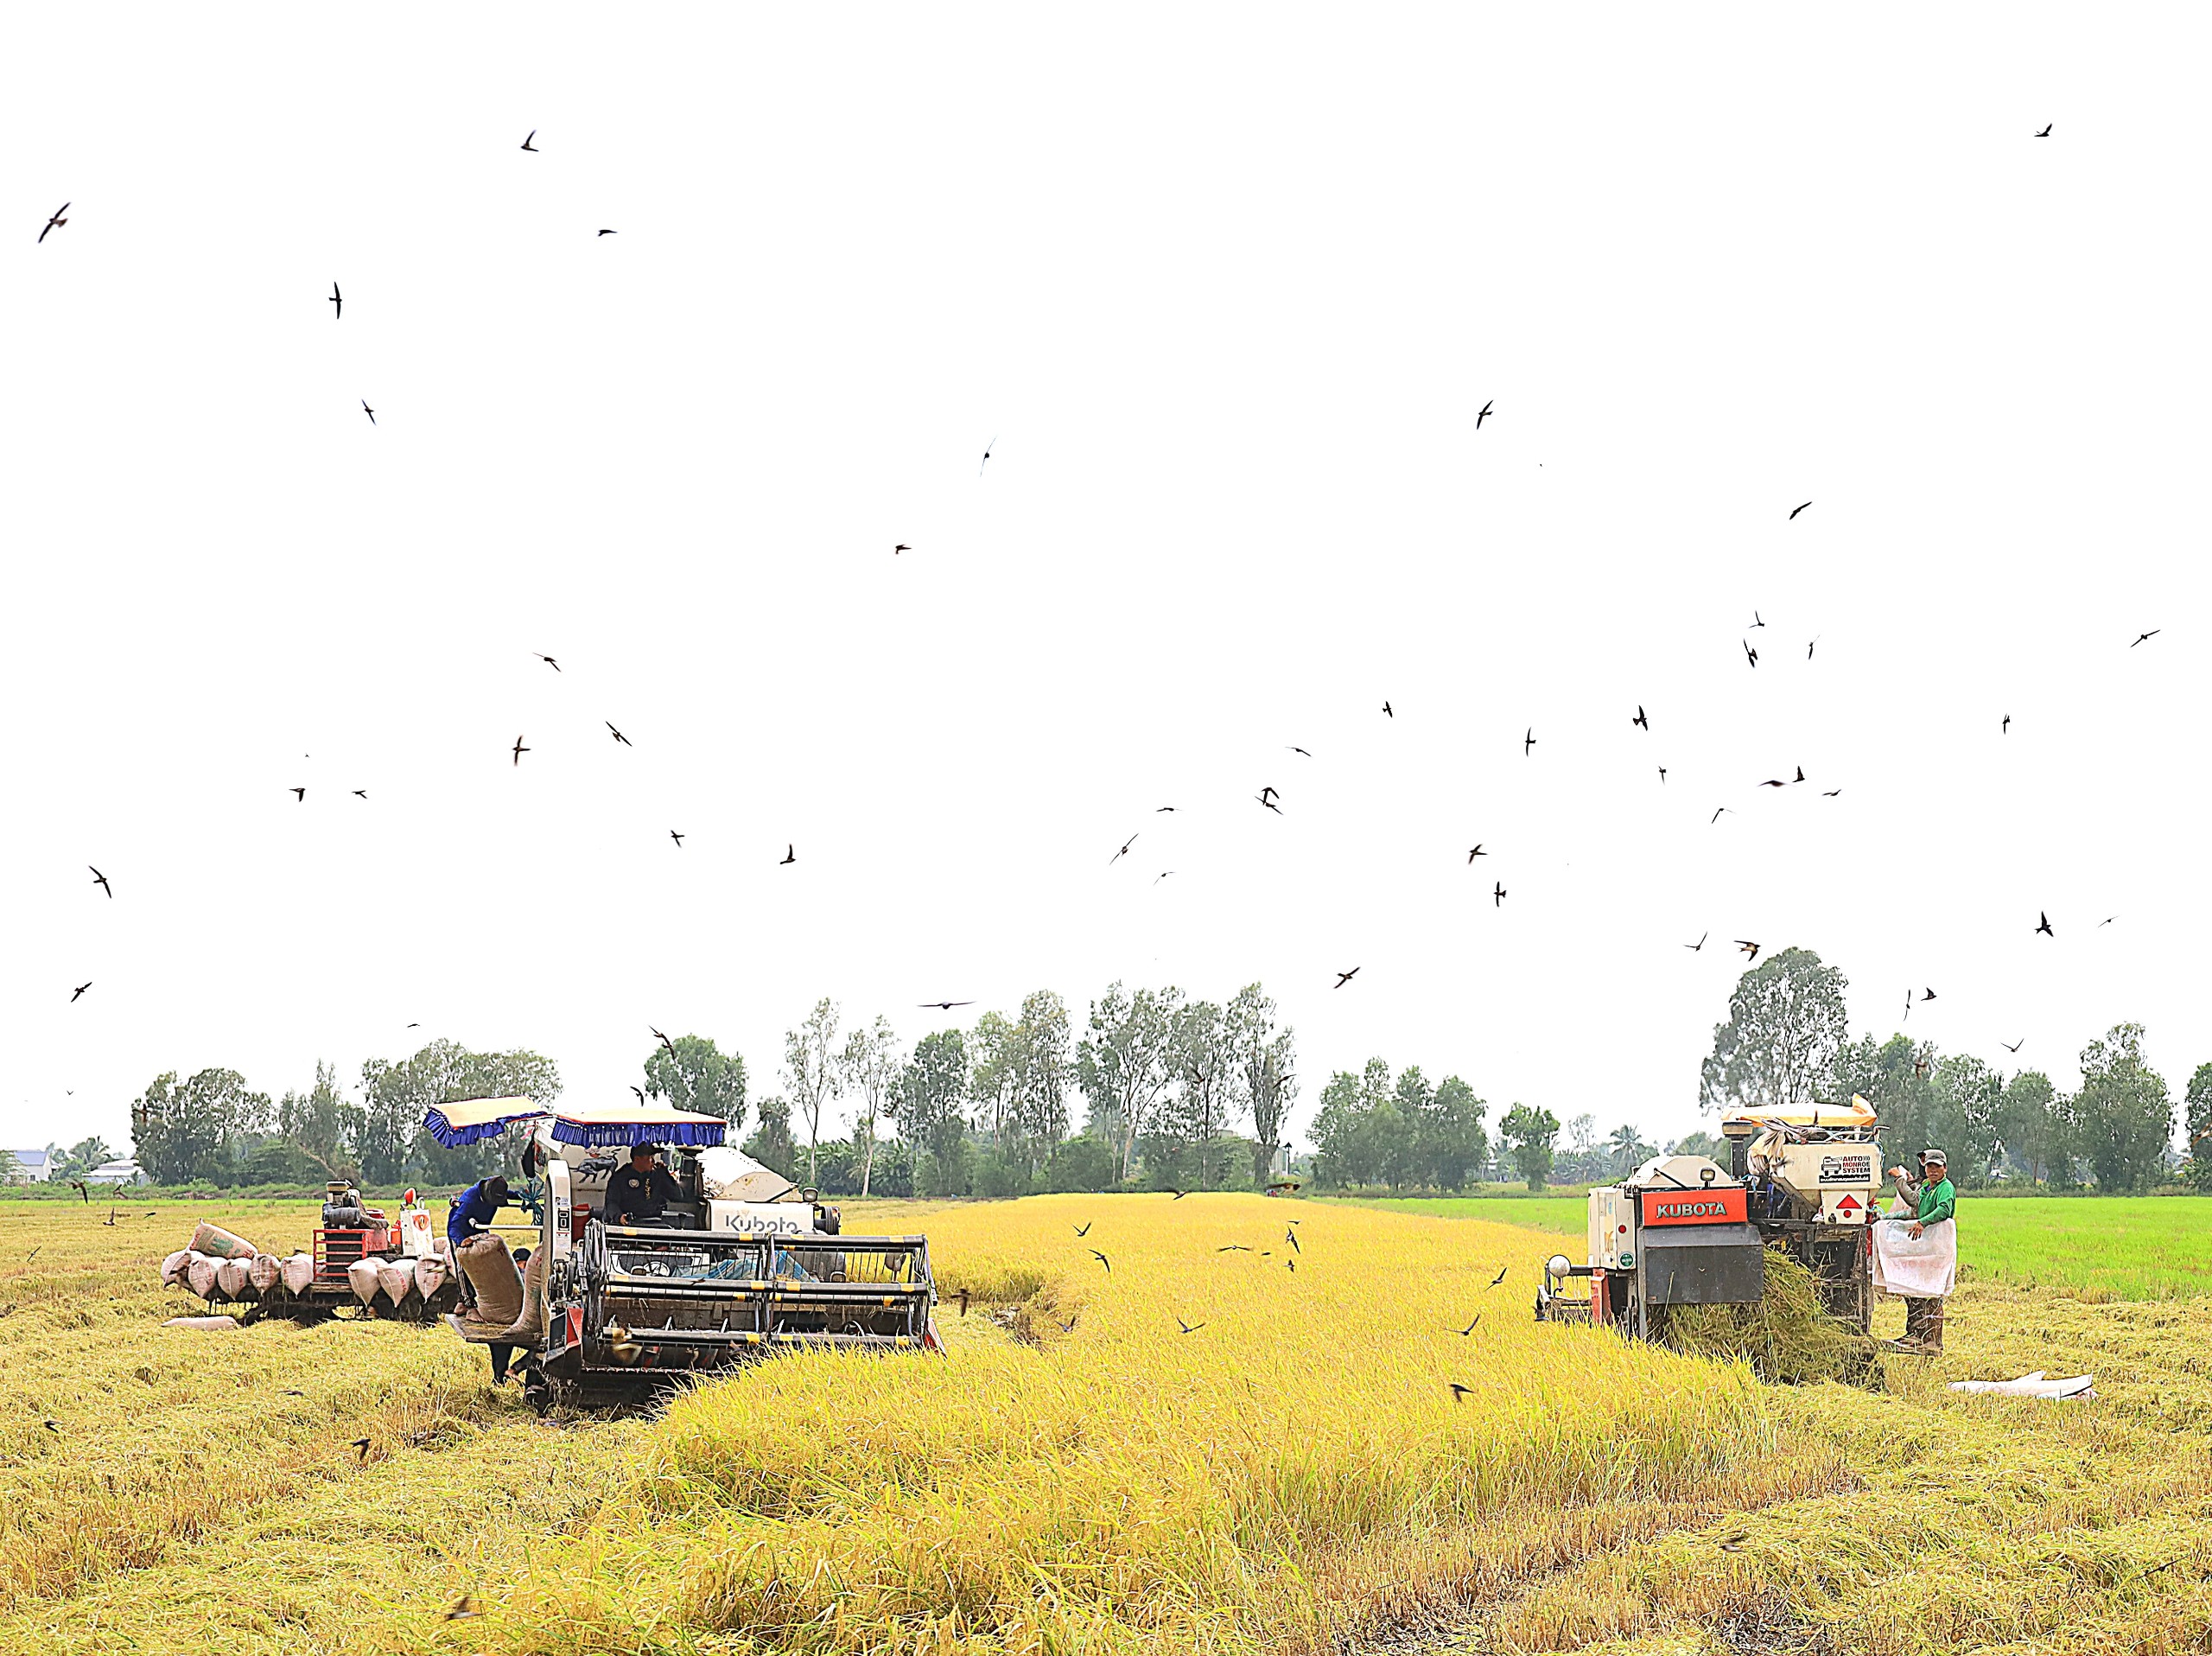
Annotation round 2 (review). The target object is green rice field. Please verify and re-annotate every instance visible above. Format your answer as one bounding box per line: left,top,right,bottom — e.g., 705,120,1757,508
1340,1194,2212,1301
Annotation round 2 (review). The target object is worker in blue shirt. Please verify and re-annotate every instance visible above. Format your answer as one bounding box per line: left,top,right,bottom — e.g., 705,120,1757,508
448,1175,511,1255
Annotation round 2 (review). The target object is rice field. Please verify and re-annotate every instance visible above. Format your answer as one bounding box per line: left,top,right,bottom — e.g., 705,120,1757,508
3,1193,2209,1653
1345,1194,2212,1301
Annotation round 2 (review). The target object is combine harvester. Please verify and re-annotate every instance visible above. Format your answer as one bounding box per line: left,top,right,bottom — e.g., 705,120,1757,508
1534,1098,1884,1341
425,1099,939,1411
159,1181,461,1322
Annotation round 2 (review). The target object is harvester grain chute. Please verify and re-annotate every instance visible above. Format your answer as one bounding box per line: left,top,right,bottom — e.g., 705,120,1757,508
1535,1097,1884,1344
425,1098,939,1411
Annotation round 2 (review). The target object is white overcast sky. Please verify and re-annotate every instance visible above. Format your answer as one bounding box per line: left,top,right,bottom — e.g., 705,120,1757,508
3,7,2206,1160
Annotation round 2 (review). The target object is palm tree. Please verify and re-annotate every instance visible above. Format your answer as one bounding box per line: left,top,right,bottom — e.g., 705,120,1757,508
1609,1124,1656,1176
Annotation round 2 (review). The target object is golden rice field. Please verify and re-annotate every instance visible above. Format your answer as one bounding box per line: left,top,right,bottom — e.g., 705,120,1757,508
3,1194,2209,1654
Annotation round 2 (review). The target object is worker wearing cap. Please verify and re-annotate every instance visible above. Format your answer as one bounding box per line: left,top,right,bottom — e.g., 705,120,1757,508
605,1143,682,1226
447,1175,510,1256
1885,1149,1955,1353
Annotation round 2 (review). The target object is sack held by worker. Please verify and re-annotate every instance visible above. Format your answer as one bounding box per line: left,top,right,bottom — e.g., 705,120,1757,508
1871,1148,1956,1353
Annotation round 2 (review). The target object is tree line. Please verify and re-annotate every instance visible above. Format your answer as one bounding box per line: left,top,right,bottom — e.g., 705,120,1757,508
122,984,1300,1199
1702,947,2201,1192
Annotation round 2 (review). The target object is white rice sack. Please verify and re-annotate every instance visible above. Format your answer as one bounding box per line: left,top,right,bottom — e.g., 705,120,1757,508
282,1252,315,1293
161,1249,192,1287
376,1259,414,1305
187,1253,221,1298
164,1315,239,1331
346,1258,383,1304
248,1253,283,1292
188,1221,260,1261
412,1255,448,1296
215,1257,252,1298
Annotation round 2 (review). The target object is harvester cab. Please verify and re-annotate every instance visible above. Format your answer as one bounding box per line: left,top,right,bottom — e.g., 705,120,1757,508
424,1098,938,1411
1535,1098,1884,1343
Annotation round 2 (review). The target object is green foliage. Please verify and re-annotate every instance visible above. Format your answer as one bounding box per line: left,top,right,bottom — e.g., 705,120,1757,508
130,1068,273,1185
1229,984,1297,1188
918,1136,972,1199
1311,1059,1491,1192
1606,1123,1658,1176
1995,1070,2063,1186
895,1030,970,1169
1043,1134,1116,1194
54,1136,116,1181
972,1151,1034,1201
2072,1023,2173,1193
743,1094,798,1182
1831,1032,1939,1160
1499,1103,1560,1191
1077,983,1184,1182
781,999,842,1189
840,1016,904,1197
644,1035,747,1128
358,1041,560,1188
1700,947,1849,1114
1669,1130,1731,1164
2185,1064,2212,1192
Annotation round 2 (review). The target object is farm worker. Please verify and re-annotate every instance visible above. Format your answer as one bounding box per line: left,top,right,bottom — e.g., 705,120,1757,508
488,1246,531,1385
607,1143,682,1226
448,1175,512,1256
1879,1149,1955,1353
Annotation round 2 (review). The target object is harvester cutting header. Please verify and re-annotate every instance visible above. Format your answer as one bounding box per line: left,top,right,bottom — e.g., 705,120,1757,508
1535,1098,1885,1341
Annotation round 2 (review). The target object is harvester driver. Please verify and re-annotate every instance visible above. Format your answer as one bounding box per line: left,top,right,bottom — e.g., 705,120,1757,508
607,1142,682,1226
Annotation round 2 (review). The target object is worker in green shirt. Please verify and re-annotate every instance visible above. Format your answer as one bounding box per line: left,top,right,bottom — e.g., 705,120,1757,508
1882,1149,1955,1351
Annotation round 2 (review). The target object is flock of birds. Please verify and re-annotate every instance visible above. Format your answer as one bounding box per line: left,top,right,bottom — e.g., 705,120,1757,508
38,118,2096,1080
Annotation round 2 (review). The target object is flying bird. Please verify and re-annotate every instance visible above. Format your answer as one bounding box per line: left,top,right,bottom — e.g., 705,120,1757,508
1074,1222,1091,1237
1736,940,1760,960
1476,399,1493,429
1109,834,1138,864
1749,611,1765,629
893,543,911,554
780,844,796,865
69,983,91,1003
1218,1244,1253,1252
1156,806,1175,812
979,435,997,475
1255,793,1283,815
1154,871,1174,885
1088,1249,1110,1274
629,1086,645,1105
353,789,367,799
1448,1382,1475,1403
607,723,631,746
70,1181,88,1203
1467,845,1485,863
2035,124,2053,137
351,1438,372,1460
444,1596,484,1622
521,130,539,151
918,1000,975,1011
1922,988,1937,1003
1382,701,1394,718
1808,639,1818,659
1743,640,1759,668
1632,706,1649,730
2002,1039,2024,1054
361,399,375,424
1793,766,1805,783
1711,806,1731,824
669,830,684,848
1488,1265,1509,1287
512,735,529,766
329,282,341,319
1286,1226,1300,1252
2002,714,2011,735
1789,501,1811,519
1523,727,1535,755
37,202,68,244
1821,789,1841,798
2100,916,2119,927
1288,745,1312,757
291,787,306,802
42,1419,60,1434
1658,767,1667,783
651,1027,677,1058
598,228,616,236
1686,933,1707,952
2132,629,2160,646
1493,882,1506,907
1333,968,1360,989
534,653,560,672
90,867,111,899
1758,778,1785,788
2037,912,2053,937
1176,1318,1205,1334
1056,1314,1078,1334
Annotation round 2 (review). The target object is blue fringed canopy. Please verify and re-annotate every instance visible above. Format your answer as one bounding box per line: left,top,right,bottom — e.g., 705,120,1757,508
423,1098,727,1150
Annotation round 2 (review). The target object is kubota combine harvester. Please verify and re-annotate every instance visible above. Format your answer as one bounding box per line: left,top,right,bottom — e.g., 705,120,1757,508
424,1098,939,1411
1534,1097,1884,1341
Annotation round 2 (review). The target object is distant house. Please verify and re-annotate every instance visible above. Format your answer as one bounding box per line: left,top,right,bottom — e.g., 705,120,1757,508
5,1150,54,1184
86,1158,144,1186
